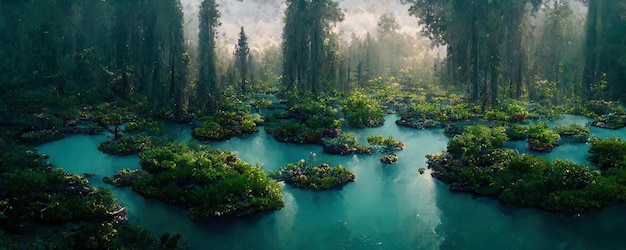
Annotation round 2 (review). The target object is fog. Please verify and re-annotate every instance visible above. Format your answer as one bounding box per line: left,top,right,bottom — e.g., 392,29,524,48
180,0,426,53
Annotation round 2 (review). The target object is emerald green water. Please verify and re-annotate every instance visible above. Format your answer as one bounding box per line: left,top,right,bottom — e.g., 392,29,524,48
38,114,626,249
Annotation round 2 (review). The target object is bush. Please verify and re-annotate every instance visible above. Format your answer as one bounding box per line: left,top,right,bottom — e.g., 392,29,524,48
0,168,124,232
323,133,373,155
588,138,626,170
98,135,151,156
266,98,342,144
507,124,528,141
553,124,590,143
367,135,405,153
485,100,530,122
270,160,355,190
111,143,283,220
447,125,508,167
527,122,560,152
340,92,385,128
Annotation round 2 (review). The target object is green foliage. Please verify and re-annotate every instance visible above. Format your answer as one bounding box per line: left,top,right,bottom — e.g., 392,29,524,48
98,135,151,156
553,124,591,143
266,98,341,144
533,79,558,105
485,100,530,122
380,154,398,164
447,125,508,167
527,122,560,152
591,110,626,129
0,167,123,232
427,120,626,213
270,160,355,190
397,100,472,129
112,143,284,220
506,124,528,141
367,135,405,152
407,102,473,122
571,100,622,118
192,90,261,141
323,133,373,155
340,92,385,128
588,138,626,170
428,133,624,213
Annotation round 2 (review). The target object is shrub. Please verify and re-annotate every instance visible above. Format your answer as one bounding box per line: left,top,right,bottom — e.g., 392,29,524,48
447,125,508,166
588,138,626,170
527,122,560,152
98,135,151,156
112,143,284,220
340,92,385,128
553,124,591,143
367,135,405,152
323,133,373,155
507,124,528,141
270,160,355,190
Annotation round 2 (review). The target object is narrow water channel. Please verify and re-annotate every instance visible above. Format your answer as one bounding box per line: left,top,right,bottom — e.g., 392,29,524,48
38,114,626,249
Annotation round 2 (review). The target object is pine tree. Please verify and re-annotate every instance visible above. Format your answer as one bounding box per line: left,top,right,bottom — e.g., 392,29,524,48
234,27,250,94
198,0,221,112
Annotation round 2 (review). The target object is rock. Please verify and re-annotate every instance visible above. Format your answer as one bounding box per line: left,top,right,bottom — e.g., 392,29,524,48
380,154,398,164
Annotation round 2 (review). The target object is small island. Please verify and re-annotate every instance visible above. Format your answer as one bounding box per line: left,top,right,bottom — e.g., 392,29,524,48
104,142,284,220
427,125,626,214
367,135,405,164
269,160,355,190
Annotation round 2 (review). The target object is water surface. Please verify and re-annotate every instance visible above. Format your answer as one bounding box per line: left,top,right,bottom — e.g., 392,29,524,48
38,114,626,250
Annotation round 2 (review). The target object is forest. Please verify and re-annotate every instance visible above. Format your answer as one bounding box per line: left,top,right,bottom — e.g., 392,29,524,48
1,0,626,249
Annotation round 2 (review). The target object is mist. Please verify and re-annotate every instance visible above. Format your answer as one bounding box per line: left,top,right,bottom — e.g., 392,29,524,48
180,0,429,53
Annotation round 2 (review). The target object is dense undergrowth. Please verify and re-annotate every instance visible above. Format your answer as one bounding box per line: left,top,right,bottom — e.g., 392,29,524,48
2,74,625,247
427,125,626,214
270,160,355,190
104,143,284,220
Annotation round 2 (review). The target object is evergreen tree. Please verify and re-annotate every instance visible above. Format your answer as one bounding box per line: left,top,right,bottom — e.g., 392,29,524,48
402,0,543,107
583,0,626,100
198,0,221,112
282,0,344,95
234,27,250,94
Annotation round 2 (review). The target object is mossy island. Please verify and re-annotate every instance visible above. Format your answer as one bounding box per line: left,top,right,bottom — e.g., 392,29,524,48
270,160,355,190
427,125,626,214
104,142,284,220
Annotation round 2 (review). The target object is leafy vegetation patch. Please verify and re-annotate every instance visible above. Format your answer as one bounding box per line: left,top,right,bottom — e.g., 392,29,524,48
588,138,626,170
506,124,529,141
323,133,373,155
553,124,591,143
367,135,405,153
270,160,355,190
427,125,626,214
527,122,560,152
192,89,262,141
340,92,385,128
98,135,151,156
485,100,530,122
590,111,626,130
0,137,175,249
396,101,473,129
104,143,284,220
266,98,341,144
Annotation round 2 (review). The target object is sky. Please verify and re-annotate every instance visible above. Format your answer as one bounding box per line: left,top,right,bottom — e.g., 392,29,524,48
179,0,426,53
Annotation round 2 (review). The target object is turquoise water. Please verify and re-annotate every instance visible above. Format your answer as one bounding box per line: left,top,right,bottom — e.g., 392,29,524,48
505,114,626,166
38,114,626,250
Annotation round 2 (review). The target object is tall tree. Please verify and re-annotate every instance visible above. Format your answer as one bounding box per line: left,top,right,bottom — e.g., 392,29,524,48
282,0,344,95
583,0,626,100
234,27,250,94
198,0,221,112
403,0,542,107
